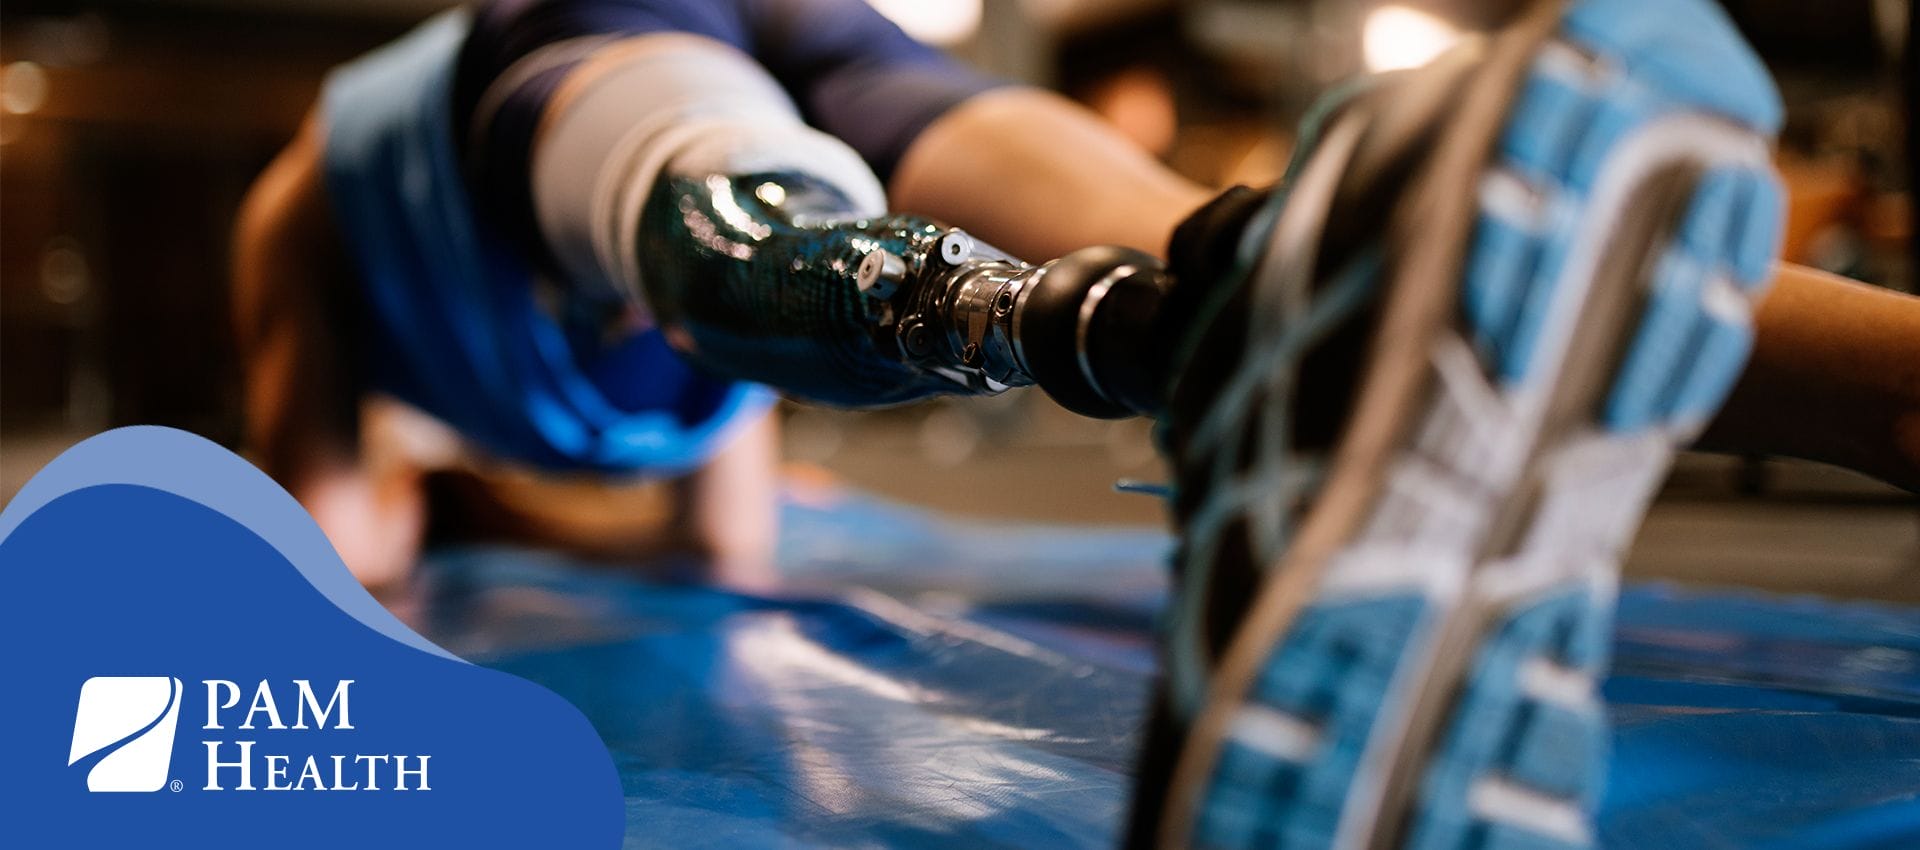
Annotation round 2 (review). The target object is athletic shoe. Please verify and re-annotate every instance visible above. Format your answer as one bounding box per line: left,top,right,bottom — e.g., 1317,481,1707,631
1133,0,1785,847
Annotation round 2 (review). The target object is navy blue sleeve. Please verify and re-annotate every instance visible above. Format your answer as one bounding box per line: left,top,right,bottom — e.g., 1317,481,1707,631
450,0,1004,261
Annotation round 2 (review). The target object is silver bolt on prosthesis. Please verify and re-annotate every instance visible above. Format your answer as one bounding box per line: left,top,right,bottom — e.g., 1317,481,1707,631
856,249,908,299
858,227,1174,418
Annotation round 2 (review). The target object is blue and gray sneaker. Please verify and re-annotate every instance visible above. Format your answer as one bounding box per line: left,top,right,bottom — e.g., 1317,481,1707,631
1131,0,1785,847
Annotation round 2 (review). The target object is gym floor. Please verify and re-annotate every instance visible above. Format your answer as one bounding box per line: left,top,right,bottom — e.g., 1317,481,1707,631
6,399,1915,603
789,396,1920,602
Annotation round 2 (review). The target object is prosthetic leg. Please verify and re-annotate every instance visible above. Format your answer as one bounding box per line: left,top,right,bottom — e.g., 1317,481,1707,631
529,34,1174,420
637,165,1174,418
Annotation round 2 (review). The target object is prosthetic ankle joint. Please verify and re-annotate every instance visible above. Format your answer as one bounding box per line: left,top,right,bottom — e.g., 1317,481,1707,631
856,227,1173,418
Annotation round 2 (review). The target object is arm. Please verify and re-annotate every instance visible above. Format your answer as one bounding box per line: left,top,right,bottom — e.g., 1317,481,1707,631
671,410,781,590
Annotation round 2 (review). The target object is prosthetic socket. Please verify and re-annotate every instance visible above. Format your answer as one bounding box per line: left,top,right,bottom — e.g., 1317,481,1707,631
635,167,1173,418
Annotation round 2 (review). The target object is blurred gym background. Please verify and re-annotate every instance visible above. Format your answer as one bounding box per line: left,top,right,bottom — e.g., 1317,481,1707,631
1,0,1914,595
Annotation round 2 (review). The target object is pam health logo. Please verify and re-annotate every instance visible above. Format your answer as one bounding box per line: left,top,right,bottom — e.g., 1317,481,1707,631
68,676,184,792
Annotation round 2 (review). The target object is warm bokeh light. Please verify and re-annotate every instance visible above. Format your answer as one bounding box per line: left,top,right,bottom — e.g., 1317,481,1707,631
1362,5,1462,72
866,0,983,47
2,61,49,114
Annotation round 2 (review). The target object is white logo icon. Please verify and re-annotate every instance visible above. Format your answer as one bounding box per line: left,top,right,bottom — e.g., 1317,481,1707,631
69,676,183,792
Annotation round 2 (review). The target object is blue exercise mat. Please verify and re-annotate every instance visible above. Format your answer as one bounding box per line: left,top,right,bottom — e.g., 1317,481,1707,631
409,490,1920,849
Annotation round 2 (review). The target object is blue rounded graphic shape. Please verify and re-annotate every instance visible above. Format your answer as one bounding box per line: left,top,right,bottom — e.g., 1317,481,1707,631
0,428,623,848
0,426,451,660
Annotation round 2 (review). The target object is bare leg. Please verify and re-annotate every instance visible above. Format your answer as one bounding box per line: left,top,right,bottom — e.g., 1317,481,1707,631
890,88,1212,260
1700,262,1920,492
902,94,1920,494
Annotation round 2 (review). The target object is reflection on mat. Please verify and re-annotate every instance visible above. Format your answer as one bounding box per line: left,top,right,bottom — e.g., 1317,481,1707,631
409,490,1920,849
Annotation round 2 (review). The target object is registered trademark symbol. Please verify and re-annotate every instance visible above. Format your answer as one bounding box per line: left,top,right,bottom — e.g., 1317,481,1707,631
169,780,183,792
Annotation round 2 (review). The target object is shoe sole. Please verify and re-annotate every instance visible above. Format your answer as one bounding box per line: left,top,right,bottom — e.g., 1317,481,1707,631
1158,0,1784,848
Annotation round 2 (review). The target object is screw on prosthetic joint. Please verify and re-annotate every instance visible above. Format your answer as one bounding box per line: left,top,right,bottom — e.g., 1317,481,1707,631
858,232,1174,418
855,226,1026,395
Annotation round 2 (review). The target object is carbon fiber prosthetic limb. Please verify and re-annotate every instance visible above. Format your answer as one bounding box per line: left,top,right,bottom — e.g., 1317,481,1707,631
636,166,1174,418
518,34,1171,418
